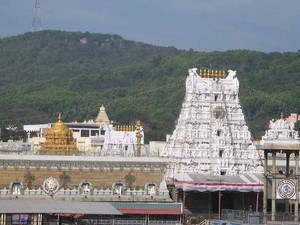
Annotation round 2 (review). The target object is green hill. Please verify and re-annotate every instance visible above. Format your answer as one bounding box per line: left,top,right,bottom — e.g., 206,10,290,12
0,30,299,142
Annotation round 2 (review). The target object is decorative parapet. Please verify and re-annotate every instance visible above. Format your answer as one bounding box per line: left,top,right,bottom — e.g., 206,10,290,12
0,186,170,199
0,155,169,172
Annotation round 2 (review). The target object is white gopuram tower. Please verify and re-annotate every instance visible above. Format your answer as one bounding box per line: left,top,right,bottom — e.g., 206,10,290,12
167,68,262,176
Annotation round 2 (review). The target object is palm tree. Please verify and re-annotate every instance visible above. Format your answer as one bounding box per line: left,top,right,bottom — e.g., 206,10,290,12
124,172,135,189
59,171,71,189
24,172,35,189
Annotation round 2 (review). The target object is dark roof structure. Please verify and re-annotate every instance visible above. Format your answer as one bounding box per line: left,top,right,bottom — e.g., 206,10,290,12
0,200,121,215
112,202,183,215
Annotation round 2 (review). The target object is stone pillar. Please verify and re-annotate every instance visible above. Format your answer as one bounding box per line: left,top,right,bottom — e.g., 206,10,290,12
0,214,6,225
285,152,291,213
183,190,186,206
295,151,299,222
271,152,276,221
27,131,31,140
172,187,178,202
263,151,268,216
286,152,290,177
219,191,222,221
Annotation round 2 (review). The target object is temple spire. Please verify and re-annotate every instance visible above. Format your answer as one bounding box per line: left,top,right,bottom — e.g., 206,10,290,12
95,105,110,125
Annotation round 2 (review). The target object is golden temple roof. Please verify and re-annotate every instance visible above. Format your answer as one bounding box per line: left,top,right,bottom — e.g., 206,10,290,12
39,114,78,156
48,114,70,135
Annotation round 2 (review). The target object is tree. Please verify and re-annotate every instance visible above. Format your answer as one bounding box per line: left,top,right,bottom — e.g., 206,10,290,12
0,122,25,141
24,171,35,189
59,171,71,189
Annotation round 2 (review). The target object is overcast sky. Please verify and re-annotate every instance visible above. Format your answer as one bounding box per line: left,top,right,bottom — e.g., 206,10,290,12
1,0,299,52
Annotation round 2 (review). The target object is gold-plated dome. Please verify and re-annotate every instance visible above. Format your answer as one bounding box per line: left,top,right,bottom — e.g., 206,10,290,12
39,114,78,155
48,114,69,133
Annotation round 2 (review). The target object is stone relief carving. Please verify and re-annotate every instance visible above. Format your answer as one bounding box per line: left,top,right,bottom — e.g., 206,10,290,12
42,177,60,196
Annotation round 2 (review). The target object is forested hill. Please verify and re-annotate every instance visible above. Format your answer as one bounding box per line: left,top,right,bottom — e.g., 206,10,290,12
0,30,299,142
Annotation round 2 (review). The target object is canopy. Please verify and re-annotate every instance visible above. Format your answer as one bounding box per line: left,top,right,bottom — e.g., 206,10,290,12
173,173,264,192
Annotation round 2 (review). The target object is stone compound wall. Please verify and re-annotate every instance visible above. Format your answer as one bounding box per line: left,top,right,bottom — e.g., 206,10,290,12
0,168,164,189
0,157,168,190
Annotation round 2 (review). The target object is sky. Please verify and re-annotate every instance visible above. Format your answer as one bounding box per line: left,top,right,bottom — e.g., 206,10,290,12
0,0,299,52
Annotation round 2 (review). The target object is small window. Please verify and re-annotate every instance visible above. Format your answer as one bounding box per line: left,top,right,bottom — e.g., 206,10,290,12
100,130,105,135
217,130,222,136
91,130,99,136
214,95,218,101
81,130,89,137
219,150,224,157
221,171,226,175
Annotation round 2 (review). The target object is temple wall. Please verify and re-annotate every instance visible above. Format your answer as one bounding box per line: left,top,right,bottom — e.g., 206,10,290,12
0,167,164,189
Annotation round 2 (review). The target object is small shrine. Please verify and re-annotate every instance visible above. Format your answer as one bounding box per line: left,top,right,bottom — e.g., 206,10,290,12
39,114,78,155
260,113,300,222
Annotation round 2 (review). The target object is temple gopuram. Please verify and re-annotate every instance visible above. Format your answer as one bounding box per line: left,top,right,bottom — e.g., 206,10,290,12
166,68,263,176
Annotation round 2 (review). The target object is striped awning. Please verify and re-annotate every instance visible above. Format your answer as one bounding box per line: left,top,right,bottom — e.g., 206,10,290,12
174,173,264,192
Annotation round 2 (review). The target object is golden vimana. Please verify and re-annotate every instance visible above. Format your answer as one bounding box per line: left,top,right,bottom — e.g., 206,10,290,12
39,114,78,156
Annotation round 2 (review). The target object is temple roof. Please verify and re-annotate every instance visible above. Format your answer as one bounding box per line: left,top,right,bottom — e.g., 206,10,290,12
40,115,78,155
95,105,110,125
261,113,300,147
0,200,121,215
48,114,70,134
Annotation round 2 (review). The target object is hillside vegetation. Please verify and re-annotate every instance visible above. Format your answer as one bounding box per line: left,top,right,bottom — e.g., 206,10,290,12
0,30,299,142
